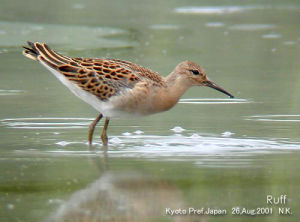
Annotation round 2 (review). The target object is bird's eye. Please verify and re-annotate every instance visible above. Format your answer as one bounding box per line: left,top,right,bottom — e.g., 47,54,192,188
191,70,199,75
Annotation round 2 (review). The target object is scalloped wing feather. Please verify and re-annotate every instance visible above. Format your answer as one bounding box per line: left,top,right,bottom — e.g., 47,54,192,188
23,42,158,101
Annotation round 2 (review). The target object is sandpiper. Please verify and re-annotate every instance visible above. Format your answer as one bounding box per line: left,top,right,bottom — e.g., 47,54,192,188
23,41,234,146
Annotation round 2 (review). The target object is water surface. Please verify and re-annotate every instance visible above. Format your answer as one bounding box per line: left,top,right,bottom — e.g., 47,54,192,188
0,0,300,221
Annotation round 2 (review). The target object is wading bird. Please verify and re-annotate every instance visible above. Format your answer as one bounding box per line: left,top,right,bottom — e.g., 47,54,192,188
23,41,234,146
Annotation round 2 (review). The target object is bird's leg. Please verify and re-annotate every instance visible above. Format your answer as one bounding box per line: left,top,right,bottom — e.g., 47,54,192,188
101,118,110,146
88,114,103,145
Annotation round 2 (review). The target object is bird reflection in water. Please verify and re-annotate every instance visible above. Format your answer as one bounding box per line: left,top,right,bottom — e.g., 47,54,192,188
47,149,207,222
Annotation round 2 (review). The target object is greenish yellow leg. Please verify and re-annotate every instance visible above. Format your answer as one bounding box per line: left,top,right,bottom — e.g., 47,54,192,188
101,118,110,146
88,114,103,145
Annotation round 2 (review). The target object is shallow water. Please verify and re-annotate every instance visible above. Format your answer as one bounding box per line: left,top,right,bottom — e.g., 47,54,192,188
0,0,300,221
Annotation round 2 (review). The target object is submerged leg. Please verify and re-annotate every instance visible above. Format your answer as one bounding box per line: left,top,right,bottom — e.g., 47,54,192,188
88,114,103,145
101,118,110,146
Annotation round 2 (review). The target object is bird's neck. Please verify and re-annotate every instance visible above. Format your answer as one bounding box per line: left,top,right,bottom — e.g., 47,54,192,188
151,72,191,112
165,72,191,99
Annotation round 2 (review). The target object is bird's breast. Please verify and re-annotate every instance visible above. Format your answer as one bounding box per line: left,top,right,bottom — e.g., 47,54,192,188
101,82,175,117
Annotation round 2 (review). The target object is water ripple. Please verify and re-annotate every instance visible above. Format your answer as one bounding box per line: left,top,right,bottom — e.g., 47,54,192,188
149,24,180,30
179,98,250,104
229,24,276,31
0,89,26,96
174,5,300,15
1,117,93,129
246,114,300,122
21,134,300,156
262,33,282,39
205,22,225,28
12,132,300,168
174,6,262,14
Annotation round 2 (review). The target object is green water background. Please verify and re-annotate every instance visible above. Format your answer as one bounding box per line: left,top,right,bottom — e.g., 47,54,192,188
0,0,300,221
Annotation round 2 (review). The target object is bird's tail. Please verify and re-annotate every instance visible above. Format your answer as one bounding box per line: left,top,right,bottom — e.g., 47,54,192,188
22,41,39,61
22,41,75,71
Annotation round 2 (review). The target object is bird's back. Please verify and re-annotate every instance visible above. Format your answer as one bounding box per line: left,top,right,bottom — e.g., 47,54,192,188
23,42,166,101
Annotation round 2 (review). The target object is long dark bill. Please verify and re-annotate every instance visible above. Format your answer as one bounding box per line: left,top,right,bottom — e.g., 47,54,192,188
205,80,234,98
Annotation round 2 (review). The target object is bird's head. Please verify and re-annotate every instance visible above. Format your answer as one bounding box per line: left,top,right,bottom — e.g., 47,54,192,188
174,61,234,98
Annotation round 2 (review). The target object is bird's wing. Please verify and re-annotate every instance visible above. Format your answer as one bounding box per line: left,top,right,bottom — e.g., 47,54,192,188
71,58,165,86
23,42,144,101
104,59,165,86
